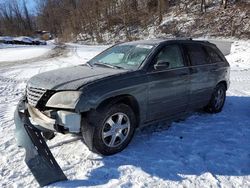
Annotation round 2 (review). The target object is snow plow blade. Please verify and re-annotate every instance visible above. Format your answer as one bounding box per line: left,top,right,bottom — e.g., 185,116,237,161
14,107,67,187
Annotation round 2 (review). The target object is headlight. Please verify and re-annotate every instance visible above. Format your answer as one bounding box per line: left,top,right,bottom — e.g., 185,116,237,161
46,91,81,109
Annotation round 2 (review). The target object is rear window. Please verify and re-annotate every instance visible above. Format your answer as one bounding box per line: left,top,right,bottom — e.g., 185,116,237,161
205,46,224,63
184,44,209,66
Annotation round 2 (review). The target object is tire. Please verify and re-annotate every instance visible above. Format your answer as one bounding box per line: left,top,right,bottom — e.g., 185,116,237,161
205,83,226,113
42,131,55,141
82,103,136,155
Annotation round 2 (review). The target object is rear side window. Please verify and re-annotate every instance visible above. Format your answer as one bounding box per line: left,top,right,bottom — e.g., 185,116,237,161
205,46,224,63
184,44,209,66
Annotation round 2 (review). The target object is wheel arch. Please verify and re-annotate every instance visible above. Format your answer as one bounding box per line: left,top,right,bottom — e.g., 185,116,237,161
96,94,141,127
217,80,228,90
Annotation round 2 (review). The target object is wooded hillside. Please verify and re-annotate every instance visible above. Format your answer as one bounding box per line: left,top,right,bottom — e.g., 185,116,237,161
0,0,249,43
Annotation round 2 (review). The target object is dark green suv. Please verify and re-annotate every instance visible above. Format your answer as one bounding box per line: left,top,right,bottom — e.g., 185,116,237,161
15,39,230,186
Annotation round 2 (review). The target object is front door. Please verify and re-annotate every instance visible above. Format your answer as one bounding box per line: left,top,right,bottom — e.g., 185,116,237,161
147,44,190,121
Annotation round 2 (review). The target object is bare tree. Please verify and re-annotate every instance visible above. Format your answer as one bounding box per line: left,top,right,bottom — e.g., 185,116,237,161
201,0,206,12
221,0,228,9
158,0,169,24
0,0,34,36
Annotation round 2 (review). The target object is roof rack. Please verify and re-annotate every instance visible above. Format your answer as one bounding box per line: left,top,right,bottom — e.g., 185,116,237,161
175,37,193,40
155,37,193,41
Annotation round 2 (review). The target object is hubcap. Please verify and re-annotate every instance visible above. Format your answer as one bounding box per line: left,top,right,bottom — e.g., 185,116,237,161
102,113,130,148
214,88,225,109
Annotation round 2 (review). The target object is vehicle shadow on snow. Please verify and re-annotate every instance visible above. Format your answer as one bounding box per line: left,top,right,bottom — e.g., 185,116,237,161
55,96,250,187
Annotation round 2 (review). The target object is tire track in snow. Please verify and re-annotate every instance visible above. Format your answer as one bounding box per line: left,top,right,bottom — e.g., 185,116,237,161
0,44,99,187
0,45,69,68
0,73,28,187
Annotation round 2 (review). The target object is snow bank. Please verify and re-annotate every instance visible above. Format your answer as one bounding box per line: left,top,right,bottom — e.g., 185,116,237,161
0,45,54,62
226,41,250,70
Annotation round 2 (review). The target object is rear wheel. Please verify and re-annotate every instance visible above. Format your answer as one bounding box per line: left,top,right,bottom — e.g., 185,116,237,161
205,84,226,113
82,103,136,155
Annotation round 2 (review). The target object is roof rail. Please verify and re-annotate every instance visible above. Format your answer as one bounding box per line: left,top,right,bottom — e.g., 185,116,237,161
175,37,193,40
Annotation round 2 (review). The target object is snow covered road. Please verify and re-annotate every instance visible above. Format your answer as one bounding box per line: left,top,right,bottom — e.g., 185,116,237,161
0,41,250,188
0,45,53,62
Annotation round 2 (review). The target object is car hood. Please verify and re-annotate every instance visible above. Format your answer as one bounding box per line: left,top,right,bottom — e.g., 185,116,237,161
27,65,127,90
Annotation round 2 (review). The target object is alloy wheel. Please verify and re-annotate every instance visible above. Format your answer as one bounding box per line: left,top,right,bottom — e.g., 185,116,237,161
102,112,130,148
214,87,225,110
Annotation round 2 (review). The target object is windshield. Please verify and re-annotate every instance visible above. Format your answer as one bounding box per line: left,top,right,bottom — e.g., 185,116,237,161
89,44,154,70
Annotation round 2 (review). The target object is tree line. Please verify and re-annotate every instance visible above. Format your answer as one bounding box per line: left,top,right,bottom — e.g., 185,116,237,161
0,0,34,36
0,0,248,42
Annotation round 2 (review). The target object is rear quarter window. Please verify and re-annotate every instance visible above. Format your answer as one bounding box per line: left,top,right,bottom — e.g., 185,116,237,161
205,46,224,63
184,44,210,66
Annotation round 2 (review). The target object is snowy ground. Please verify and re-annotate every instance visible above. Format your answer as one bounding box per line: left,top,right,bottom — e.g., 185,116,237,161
0,45,54,62
0,41,250,188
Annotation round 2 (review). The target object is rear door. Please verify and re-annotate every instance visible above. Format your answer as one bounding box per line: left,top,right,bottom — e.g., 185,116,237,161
147,44,190,121
182,43,216,110
204,45,229,82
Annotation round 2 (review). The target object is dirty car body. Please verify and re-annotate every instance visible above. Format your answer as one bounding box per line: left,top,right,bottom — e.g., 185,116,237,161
15,39,230,186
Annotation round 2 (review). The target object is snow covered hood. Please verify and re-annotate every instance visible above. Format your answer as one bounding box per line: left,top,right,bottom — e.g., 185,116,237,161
27,65,127,90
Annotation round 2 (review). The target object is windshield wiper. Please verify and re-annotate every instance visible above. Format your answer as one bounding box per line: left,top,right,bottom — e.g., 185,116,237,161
94,62,124,69
85,61,93,69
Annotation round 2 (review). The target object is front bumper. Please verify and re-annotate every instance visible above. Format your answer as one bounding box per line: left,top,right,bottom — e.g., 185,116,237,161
14,99,67,186
24,100,81,134
27,104,56,132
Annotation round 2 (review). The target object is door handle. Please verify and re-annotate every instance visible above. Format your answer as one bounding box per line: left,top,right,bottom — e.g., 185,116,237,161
211,68,218,72
189,68,198,74
180,73,188,76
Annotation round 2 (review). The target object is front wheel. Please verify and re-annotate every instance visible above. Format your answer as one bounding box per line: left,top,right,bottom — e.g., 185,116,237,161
205,84,226,113
42,131,55,141
82,103,136,155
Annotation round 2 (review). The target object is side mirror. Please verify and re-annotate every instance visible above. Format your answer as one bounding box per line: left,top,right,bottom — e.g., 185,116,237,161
154,60,170,70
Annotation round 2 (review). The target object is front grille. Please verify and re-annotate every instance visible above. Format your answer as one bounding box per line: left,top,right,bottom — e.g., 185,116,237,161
27,86,46,107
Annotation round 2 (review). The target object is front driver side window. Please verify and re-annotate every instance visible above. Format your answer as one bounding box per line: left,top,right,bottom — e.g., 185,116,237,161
155,45,184,69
